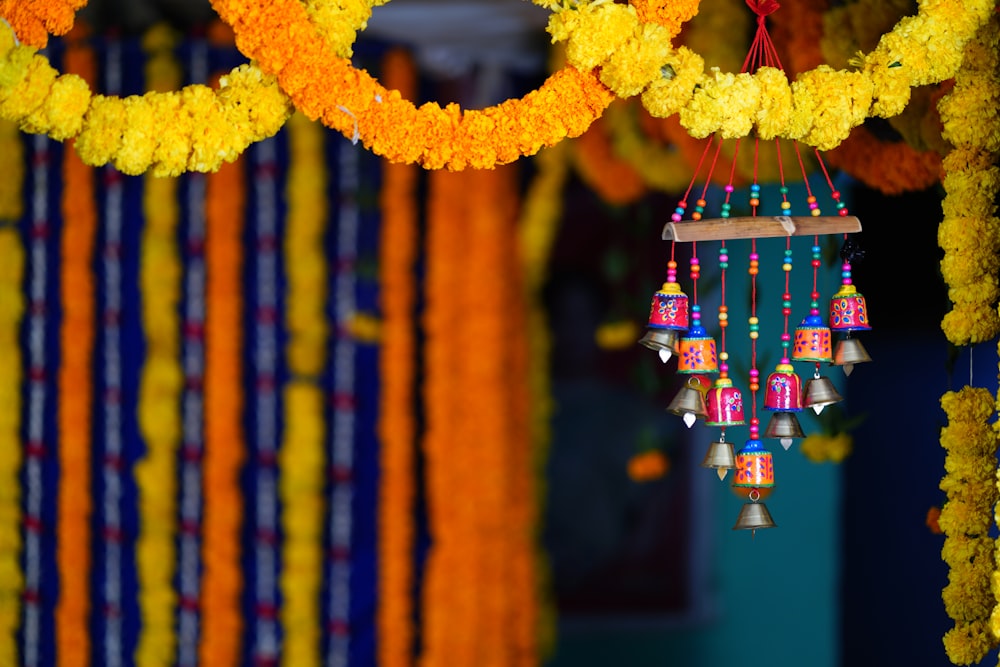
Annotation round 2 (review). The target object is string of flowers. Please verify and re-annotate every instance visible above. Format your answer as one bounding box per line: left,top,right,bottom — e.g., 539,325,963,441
134,25,184,667
0,24,293,176
0,125,24,667
937,11,1000,347
199,86,247,666
0,0,84,48
55,24,95,667
421,167,471,665
279,109,328,667
938,388,999,665
516,139,570,658
376,47,417,667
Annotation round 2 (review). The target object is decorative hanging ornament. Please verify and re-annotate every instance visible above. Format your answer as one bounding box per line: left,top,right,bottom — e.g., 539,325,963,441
763,361,804,450
802,367,844,415
830,238,872,376
732,438,776,536
704,377,745,428
702,434,736,481
677,248,719,374
639,259,688,363
666,373,710,428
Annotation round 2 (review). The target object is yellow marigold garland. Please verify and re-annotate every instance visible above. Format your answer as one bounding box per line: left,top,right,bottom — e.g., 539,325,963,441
937,11,1000,347
938,388,999,665
55,25,95,667
134,26,183,667
376,47,417,667
0,129,24,667
279,110,328,667
0,22,293,176
199,122,246,665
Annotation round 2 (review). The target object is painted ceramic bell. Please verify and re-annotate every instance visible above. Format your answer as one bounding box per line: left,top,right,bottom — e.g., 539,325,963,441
646,281,689,332
704,377,745,428
829,284,871,332
763,362,803,412
677,324,719,374
732,438,774,500
792,314,832,363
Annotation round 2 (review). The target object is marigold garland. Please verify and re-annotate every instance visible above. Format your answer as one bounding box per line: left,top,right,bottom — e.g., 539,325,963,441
937,11,1000,347
376,47,417,667
54,24,95,667
0,158,24,667
134,27,184,667
199,127,246,665
279,109,328,667
0,0,84,48
0,23,293,176
938,388,999,665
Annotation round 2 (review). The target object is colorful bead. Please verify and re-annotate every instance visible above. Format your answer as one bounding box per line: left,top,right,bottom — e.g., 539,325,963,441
780,200,791,211
724,184,735,194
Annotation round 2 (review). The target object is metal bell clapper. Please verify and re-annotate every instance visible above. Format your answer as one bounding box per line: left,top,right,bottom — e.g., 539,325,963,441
704,377,746,428
802,368,843,415
702,434,736,481
667,374,710,428
763,361,804,450
640,277,689,363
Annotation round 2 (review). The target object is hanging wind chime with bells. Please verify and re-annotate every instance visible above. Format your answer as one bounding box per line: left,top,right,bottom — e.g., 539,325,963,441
639,0,873,537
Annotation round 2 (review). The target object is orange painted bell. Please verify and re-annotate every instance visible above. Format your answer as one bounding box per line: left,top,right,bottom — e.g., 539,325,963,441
677,324,719,374
792,314,832,363
704,378,745,428
732,438,774,501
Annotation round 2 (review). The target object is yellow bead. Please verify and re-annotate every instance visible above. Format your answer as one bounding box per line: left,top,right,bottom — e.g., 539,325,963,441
718,313,728,321
749,331,759,340
719,352,729,361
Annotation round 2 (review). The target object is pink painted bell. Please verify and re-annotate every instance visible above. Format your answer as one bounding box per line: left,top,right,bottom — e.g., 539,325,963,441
829,284,871,332
646,281,690,332
763,362,803,412
677,324,719,374
792,314,832,363
704,377,745,428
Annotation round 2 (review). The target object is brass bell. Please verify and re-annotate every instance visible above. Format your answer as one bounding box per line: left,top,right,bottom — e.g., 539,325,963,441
638,328,681,364
802,371,843,415
832,335,871,376
701,438,736,481
763,411,805,450
733,499,777,536
666,376,709,428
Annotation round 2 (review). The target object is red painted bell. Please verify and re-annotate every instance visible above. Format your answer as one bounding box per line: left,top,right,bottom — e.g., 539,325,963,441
763,362,803,412
704,378,745,428
829,284,871,332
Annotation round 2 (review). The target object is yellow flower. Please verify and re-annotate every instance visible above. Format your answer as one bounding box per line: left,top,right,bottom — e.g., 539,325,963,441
799,432,852,464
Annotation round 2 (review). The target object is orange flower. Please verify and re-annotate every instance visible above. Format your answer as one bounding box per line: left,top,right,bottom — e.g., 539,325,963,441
927,506,943,534
0,0,85,47
627,450,671,481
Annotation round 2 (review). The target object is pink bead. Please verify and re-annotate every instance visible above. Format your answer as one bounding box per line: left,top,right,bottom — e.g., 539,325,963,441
720,363,729,373
724,184,735,193
809,202,818,210
842,263,851,271
750,253,759,261
690,257,699,265
781,333,791,341
749,368,760,378
671,213,682,222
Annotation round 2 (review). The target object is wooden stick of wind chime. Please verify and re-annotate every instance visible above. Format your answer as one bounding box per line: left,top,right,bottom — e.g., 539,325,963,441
639,0,873,537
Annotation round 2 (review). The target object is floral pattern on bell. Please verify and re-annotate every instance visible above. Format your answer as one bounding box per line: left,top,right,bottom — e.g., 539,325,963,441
677,325,719,374
705,379,746,427
829,285,871,331
646,283,690,331
764,363,803,411
792,315,832,362
733,441,774,489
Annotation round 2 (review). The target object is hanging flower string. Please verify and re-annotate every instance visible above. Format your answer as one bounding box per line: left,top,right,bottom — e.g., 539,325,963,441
134,26,184,667
937,388,999,665
200,75,247,666
280,110,328,667
0,123,24,667
0,0,84,48
376,47,417,667
55,24,95,666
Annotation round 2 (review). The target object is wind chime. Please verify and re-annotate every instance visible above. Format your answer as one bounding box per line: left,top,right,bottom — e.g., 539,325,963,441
640,0,872,536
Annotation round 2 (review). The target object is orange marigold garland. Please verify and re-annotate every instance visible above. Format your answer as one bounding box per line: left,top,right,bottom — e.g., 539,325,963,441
55,24,95,667
199,121,246,665
376,47,417,667
0,0,85,48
